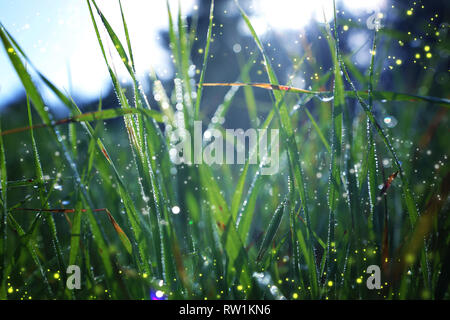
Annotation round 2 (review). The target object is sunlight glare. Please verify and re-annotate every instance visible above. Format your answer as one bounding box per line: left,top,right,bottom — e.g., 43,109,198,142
249,0,386,33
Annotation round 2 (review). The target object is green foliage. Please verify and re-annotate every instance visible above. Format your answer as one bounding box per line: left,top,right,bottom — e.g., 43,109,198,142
0,0,448,300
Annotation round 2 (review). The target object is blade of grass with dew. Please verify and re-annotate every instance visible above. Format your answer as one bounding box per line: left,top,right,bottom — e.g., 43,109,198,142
341,78,364,299
1,22,127,298
0,118,7,299
194,0,214,119
366,31,379,244
207,56,265,239
150,73,175,124
0,21,107,234
65,199,82,299
166,1,192,129
177,3,194,115
235,169,264,245
167,1,181,75
68,115,77,158
7,213,53,296
256,198,287,262
69,201,82,267
230,55,277,228
233,111,275,234
334,11,431,290
198,164,251,290
26,92,68,294
237,53,258,124
287,173,304,289
87,0,162,280
324,2,344,296
91,0,147,155
104,208,132,255
80,199,119,297
343,60,433,284
303,106,331,153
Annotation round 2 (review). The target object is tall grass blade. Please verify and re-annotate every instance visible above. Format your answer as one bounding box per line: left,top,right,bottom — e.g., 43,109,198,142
194,0,214,119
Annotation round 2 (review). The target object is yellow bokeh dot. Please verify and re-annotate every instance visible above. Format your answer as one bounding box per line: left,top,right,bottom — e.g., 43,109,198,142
142,273,148,279
237,285,243,291
415,53,421,59
356,278,362,284
7,48,14,53
406,10,413,16
424,45,430,52
53,273,60,280
426,53,432,59
327,280,333,287
7,287,13,294
343,25,349,31
396,59,402,65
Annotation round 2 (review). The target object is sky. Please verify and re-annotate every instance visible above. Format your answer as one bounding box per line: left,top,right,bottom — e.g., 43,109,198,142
0,0,386,108
0,0,196,108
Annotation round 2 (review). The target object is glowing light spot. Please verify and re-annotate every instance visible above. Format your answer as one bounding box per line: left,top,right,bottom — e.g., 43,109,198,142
424,45,430,52
198,48,204,54
292,293,299,299
395,59,402,65
53,273,60,280
327,280,333,287
356,278,362,284
406,10,413,16
142,273,148,279
237,285,243,291
150,289,167,300
7,287,13,294
171,206,180,214
426,53,432,59
343,25,349,31
415,53,421,59
7,47,14,53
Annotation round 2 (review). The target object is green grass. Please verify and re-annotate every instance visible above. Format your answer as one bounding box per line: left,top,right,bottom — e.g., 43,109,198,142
0,0,449,300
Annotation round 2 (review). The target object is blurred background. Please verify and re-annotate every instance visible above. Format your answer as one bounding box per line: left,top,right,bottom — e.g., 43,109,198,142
1,0,448,191
0,0,449,299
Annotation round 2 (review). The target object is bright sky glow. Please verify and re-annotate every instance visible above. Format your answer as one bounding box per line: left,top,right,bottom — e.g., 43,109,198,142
0,0,386,108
